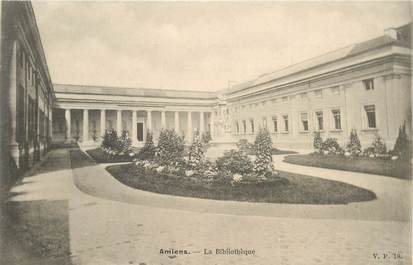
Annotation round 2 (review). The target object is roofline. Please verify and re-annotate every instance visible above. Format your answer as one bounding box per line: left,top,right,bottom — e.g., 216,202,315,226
226,33,410,96
53,83,219,95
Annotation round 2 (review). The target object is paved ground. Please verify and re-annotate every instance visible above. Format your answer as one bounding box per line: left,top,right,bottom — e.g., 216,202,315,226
2,148,411,265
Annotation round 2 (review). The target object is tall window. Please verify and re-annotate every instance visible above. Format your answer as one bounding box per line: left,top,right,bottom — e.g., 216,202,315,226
236,121,240,134
242,120,247,134
363,78,374,90
315,111,324,131
364,105,376,128
283,115,289,132
250,119,255,133
272,117,278,132
331,109,341,130
300,113,309,131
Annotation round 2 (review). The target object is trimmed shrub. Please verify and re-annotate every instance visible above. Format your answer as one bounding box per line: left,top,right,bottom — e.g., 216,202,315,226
236,139,254,154
363,134,387,158
118,130,132,155
322,137,343,155
253,128,274,174
101,129,119,152
137,131,156,161
188,132,205,170
216,150,254,176
201,131,212,145
313,131,323,154
156,129,185,166
392,122,412,160
345,129,362,157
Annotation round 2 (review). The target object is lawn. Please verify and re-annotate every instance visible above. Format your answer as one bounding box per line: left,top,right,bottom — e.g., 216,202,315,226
284,153,412,180
106,163,376,204
86,147,134,163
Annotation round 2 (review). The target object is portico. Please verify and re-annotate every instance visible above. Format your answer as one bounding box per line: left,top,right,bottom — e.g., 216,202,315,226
55,106,211,146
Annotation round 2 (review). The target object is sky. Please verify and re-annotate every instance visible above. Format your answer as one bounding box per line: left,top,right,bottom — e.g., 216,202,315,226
32,1,411,92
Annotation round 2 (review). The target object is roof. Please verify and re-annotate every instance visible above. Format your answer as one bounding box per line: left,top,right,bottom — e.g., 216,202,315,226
227,24,411,94
54,84,218,99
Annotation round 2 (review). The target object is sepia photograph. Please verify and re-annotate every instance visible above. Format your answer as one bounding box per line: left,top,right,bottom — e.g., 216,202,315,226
0,1,411,264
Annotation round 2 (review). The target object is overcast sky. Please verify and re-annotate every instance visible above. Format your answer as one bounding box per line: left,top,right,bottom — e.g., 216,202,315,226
33,1,411,91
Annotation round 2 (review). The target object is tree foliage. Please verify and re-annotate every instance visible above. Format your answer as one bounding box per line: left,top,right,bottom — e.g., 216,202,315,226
253,128,274,174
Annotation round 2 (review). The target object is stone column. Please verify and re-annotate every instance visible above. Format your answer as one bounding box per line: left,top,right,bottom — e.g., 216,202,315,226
187,111,192,142
9,40,17,145
210,111,215,139
8,40,19,167
132,110,137,144
199,111,205,135
161,111,166,129
49,106,53,139
83,109,89,142
117,110,122,135
100,109,106,138
65,109,71,142
174,111,180,133
147,110,152,131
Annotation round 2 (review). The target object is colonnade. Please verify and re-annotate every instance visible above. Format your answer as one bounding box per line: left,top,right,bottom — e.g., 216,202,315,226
63,109,214,144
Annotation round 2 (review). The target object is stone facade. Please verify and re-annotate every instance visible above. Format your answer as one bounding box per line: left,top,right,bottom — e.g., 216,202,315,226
1,1,54,184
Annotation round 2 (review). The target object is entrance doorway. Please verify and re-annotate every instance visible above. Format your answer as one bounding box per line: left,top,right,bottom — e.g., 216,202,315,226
137,122,144,142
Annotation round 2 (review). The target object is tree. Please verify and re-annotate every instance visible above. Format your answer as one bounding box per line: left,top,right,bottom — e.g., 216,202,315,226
392,122,412,160
253,128,274,174
371,134,387,155
137,131,156,161
156,129,185,166
188,132,205,170
118,130,132,155
313,131,323,154
345,129,362,157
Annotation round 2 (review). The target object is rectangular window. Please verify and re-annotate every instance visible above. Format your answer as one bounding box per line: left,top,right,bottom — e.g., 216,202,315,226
315,111,324,131
363,78,374,90
300,113,309,131
272,117,278,132
236,121,240,134
282,96,288,102
314,89,323,98
242,120,247,133
332,109,341,130
250,119,255,133
300,92,307,100
283,115,289,132
364,105,376,128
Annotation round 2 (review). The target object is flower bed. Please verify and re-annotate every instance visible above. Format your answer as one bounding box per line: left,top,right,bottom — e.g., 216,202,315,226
106,162,377,204
284,153,412,180
86,147,135,163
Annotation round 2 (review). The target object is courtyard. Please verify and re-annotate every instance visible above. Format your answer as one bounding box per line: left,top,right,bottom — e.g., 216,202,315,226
1,147,411,265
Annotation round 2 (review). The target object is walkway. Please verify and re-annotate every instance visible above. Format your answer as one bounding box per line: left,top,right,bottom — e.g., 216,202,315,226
2,148,411,265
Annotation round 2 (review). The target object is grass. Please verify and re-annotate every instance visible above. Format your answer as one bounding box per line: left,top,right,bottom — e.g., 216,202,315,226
284,153,412,180
86,147,134,163
243,148,297,155
271,148,297,155
106,163,377,204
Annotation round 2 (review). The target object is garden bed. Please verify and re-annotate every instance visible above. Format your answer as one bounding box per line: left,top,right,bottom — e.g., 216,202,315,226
86,148,134,163
284,153,412,180
106,162,377,204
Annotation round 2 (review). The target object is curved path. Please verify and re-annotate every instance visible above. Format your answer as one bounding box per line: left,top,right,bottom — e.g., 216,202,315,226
72,148,411,222
7,148,411,265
